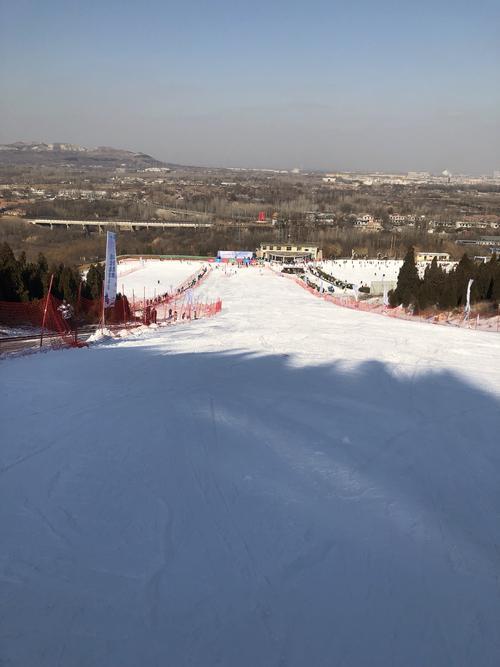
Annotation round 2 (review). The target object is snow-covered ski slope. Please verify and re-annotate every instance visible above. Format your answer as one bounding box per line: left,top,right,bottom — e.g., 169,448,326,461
321,258,403,284
118,259,203,300
2,262,500,667
319,258,455,285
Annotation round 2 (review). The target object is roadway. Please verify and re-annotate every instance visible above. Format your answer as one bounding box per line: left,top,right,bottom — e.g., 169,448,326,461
28,219,213,231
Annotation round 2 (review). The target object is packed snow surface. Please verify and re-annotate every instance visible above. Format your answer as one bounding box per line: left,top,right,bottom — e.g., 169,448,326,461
319,258,455,286
118,258,203,300
1,262,500,667
320,258,403,285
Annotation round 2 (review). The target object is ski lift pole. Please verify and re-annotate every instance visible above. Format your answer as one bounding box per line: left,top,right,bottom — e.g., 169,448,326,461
74,280,82,345
40,273,54,348
122,283,127,328
100,274,108,332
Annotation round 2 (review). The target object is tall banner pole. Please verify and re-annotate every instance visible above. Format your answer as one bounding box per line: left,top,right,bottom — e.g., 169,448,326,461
383,282,389,309
464,278,474,325
101,281,105,332
74,280,82,345
122,283,127,328
102,231,117,331
40,273,54,348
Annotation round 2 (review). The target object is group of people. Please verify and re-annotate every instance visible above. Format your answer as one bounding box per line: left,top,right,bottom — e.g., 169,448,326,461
143,305,200,326
308,266,356,291
142,266,209,308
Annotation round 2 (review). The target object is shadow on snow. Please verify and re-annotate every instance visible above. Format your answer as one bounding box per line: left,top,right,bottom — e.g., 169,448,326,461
1,346,500,666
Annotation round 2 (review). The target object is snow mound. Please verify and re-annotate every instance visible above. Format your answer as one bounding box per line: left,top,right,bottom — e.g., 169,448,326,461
86,327,115,343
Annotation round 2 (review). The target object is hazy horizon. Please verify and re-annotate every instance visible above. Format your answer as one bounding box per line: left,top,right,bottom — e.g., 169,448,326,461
1,0,499,175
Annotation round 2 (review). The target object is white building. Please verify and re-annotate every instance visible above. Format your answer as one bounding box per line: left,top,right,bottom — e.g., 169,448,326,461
355,214,375,226
389,214,417,224
416,252,451,263
257,243,322,262
354,215,382,231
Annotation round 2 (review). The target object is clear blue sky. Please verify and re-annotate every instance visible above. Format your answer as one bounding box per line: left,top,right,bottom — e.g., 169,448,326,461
1,0,499,173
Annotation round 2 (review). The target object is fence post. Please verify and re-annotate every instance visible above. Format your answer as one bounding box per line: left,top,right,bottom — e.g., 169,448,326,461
40,273,54,348
122,283,127,328
74,280,82,345
100,281,106,332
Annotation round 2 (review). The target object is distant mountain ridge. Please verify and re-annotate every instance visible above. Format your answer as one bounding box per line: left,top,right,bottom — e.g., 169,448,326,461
0,141,170,169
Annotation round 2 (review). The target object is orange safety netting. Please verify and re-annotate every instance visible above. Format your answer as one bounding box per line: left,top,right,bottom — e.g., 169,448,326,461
290,275,500,332
0,293,132,348
0,290,223,349
134,265,211,310
138,298,222,325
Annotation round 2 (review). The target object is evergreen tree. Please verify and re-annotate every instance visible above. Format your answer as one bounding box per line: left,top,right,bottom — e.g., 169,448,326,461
390,246,420,307
0,242,23,301
37,252,48,272
417,257,445,311
24,262,45,300
489,255,500,303
439,275,458,310
83,264,104,299
454,254,476,307
58,266,80,302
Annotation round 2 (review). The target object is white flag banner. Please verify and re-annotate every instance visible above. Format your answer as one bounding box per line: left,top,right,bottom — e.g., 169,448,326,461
465,278,474,315
352,283,360,302
104,231,117,308
383,284,389,306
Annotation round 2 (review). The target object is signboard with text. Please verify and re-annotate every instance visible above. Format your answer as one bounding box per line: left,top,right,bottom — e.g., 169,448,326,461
104,231,117,308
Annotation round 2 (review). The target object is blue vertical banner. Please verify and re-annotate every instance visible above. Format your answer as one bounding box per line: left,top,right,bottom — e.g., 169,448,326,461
104,231,117,308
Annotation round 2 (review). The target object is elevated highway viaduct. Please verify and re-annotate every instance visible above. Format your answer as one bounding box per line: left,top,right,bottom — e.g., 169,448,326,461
28,219,213,231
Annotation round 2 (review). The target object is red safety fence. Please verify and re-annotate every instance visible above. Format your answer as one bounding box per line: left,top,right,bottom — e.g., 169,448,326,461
0,292,132,349
290,274,500,333
0,293,223,351
1,264,222,351
133,265,211,310
0,295,87,336
140,298,222,325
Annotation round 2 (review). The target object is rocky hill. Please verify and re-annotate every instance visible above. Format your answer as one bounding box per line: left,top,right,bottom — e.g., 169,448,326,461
0,141,170,169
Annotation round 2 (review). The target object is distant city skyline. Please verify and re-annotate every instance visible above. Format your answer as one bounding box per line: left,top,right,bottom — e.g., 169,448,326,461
1,0,499,175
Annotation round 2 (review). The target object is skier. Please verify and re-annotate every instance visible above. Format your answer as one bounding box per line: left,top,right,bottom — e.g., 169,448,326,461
57,300,74,331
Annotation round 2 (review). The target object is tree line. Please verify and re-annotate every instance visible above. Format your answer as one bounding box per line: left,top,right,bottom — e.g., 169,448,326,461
0,241,104,303
390,247,500,312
